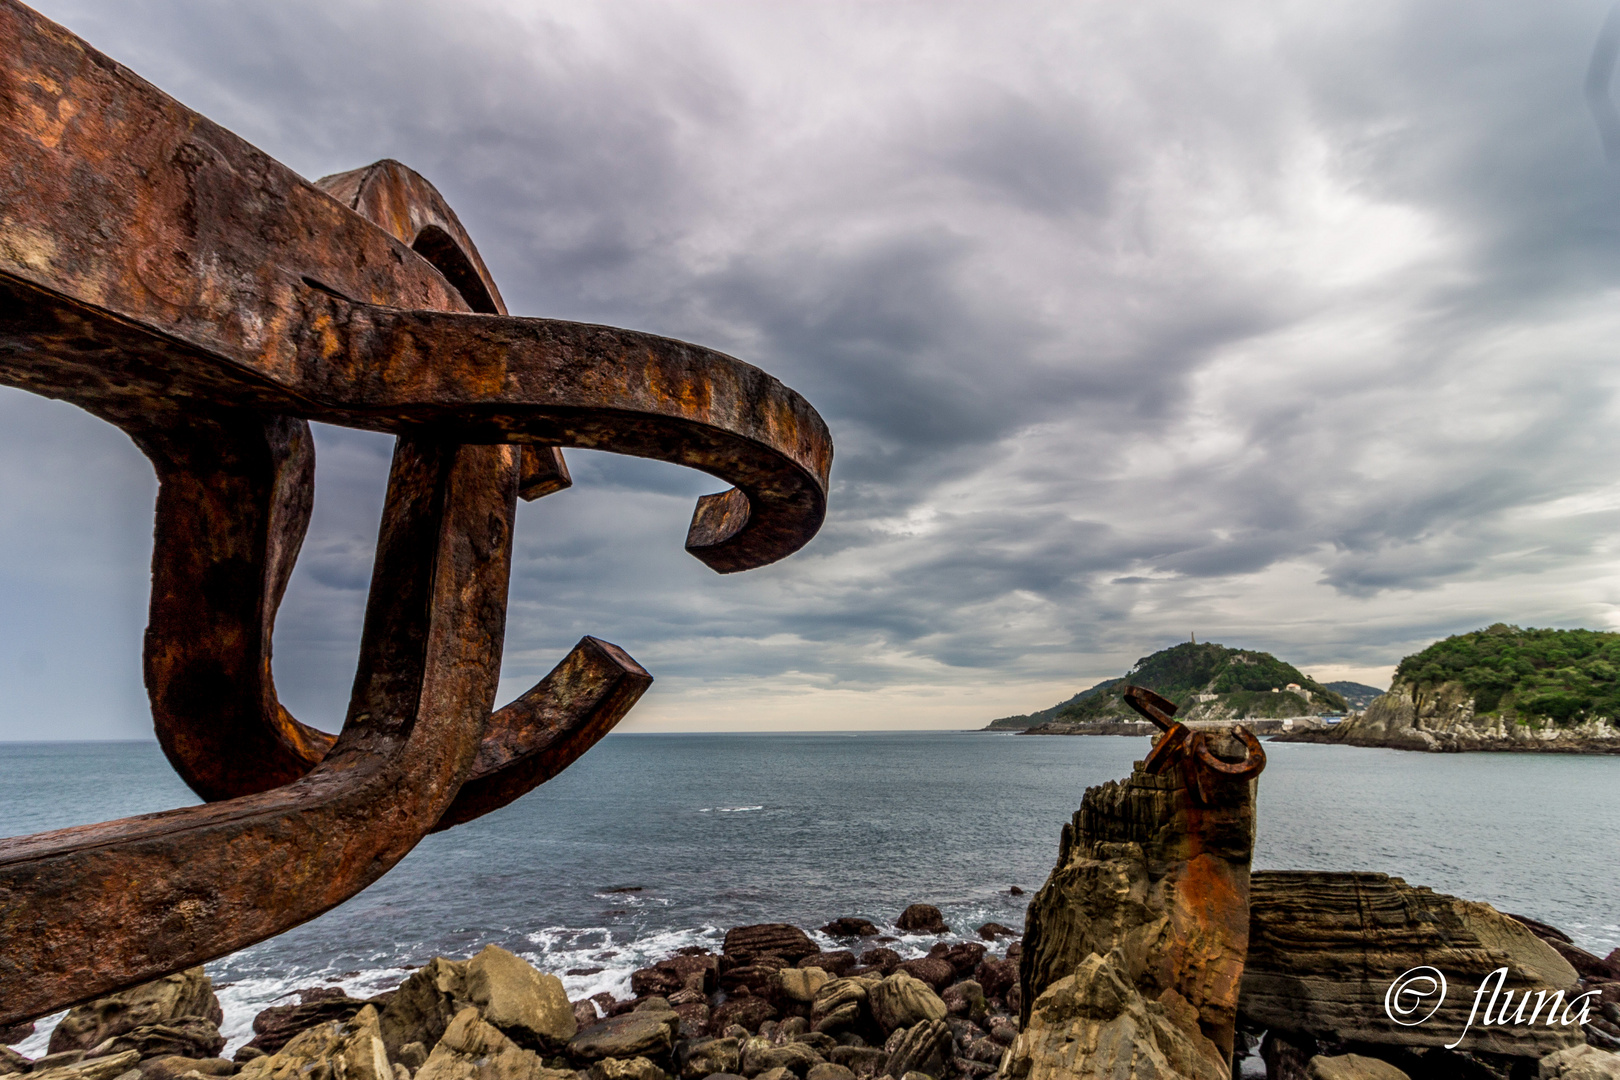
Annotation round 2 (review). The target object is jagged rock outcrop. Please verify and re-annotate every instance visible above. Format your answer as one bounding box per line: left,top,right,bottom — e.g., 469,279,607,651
1276,682,1620,753
1239,871,1584,1058
237,1004,390,1080
50,969,223,1054
1018,743,1257,1064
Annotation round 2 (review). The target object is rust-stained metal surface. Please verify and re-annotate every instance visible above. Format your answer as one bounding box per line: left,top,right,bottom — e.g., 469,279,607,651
1123,683,1265,804
0,0,831,1026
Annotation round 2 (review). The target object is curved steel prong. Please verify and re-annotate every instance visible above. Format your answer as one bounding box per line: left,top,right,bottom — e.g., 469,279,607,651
1192,724,1268,780
1122,684,1178,731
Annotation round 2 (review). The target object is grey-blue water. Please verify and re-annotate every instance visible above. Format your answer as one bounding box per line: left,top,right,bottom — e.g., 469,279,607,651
3,734,1616,1053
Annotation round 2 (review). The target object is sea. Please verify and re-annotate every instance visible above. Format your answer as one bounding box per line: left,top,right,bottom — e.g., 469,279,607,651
3,733,1617,1056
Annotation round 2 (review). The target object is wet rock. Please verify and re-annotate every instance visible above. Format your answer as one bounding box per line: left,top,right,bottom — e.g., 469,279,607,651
1242,871,1584,1058
972,960,1016,1003
662,957,721,997
724,928,819,964
820,921,880,940
804,1065,854,1080
963,1038,1003,1065
720,970,783,1005
940,982,986,1026
1545,942,1619,982
1002,953,1225,1080
708,1000,778,1039
378,958,470,1061
679,1037,740,1080
934,944,986,979
589,1058,667,1080
868,975,946,1035
1008,887,1025,897
632,970,686,999
800,955,855,978
974,925,1015,943
671,1002,709,1038
569,1008,679,1066
825,1047,884,1078
29,1050,142,1080
244,992,370,1057
133,1055,234,1080
86,1019,225,1062
857,952,899,977
778,971,832,1007
893,908,948,936
52,970,224,1055
739,1038,821,1078
882,1021,949,1080
237,1005,389,1080
892,961,952,993
1539,1046,1620,1080
463,945,577,1051
986,1019,1018,1047
574,1003,602,1030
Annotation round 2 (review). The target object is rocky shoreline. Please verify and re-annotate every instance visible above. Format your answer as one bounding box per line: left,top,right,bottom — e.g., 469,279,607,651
1,905,1026,1080
1273,683,1620,754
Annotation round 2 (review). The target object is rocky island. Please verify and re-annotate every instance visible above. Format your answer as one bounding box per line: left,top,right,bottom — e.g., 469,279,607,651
1277,625,1620,754
983,643,1345,735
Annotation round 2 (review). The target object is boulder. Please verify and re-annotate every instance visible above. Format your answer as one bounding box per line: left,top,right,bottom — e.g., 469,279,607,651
463,944,577,1051
826,1047,885,1074
378,958,470,1060
237,1005,389,1080
570,1009,679,1064
30,1050,142,1080
590,1058,667,1080
739,1038,822,1077
1242,871,1584,1058
805,1065,854,1080
724,928,820,964
244,991,371,1056
415,1007,572,1080
893,961,952,992
868,975,946,1035
858,951,900,976
1540,1046,1620,1080
779,970,832,1006
1304,1055,1411,1080
631,969,685,998
975,925,1016,942
934,943,986,978
882,1020,950,1079
810,980,870,1035
134,1055,235,1080
680,1037,740,1080
1019,749,1259,1067
973,960,1017,1002
86,1018,225,1061
941,982,986,1025
721,968,784,1004
51,970,223,1054
1001,952,1225,1080
709,999,778,1037
963,1037,1003,1065
820,921,879,940
800,953,855,978
894,908,948,936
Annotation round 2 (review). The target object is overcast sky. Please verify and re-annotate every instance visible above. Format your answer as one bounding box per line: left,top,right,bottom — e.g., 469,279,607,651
9,0,1620,736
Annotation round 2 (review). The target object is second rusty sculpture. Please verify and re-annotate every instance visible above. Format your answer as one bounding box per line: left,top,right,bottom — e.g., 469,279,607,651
0,0,831,1025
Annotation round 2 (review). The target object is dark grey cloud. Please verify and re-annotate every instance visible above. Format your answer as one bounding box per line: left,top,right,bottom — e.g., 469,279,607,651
9,0,1620,735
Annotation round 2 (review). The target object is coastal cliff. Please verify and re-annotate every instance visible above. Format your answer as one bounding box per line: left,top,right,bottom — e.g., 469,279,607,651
1274,681,1620,753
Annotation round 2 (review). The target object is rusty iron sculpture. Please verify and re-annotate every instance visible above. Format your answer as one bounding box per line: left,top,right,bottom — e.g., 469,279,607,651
0,0,831,1025
1122,684,1265,804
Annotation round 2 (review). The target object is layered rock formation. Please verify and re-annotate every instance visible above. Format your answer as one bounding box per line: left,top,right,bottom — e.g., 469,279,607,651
1239,872,1584,1060
1276,682,1620,754
1005,733,1259,1080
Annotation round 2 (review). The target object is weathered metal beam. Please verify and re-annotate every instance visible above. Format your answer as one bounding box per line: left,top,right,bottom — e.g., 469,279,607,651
0,0,831,1025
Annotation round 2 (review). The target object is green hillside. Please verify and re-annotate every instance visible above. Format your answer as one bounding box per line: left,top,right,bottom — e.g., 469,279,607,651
1395,624,1620,723
983,642,1347,729
1324,680,1386,710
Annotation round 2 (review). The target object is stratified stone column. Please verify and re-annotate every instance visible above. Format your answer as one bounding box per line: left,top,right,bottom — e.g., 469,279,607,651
1003,733,1258,1080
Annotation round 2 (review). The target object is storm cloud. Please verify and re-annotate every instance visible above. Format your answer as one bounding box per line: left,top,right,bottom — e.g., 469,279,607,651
8,0,1620,735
